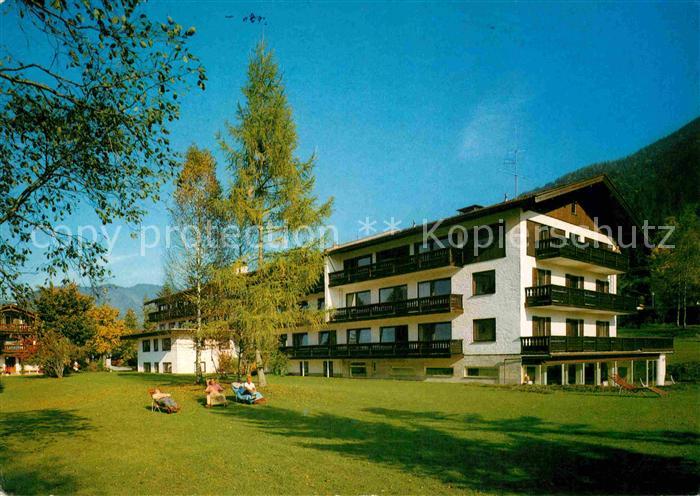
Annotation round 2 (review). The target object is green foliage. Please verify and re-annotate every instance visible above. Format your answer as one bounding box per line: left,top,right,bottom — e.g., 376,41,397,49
29,328,76,378
0,0,205,302
35,283,95,346
267,349,290,376
667,362,700,383
123,309,139,331
213,41,332,386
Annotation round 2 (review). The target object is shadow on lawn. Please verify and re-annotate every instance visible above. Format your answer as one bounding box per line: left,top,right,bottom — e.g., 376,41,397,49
0,409,91,494
214,406,699,494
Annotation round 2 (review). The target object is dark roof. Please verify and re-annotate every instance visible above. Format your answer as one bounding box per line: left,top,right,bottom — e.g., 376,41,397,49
0,304,36,318
328,175,638,255
123,328,191,339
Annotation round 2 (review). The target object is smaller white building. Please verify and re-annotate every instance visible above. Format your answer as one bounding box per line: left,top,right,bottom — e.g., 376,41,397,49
131,329,236,375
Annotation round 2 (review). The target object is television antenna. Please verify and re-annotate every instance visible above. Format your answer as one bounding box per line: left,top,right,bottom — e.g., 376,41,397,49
500,148,527,197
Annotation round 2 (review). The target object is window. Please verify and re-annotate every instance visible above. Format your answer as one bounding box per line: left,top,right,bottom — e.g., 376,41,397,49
143,362,151,373
279,334,288,347
346,290,371,307
566,319,584,337
292,332,309,347
153,339,159,352
465,367,498,378
418,278,451,298
344,254,372,269
323,361,334,377
418,322,451,341
426,367,453,376
318,330,337,346
349,362,367,377
380,325,408,343
473,270,496,295
532,316,552,337
377,245,410,261
142,340,151,352
596,321,610,337
317,298,325,310
473,318,496,342
571,202,577,215
162,338,171,351
565,274,584,289
153,362,159,373
379,285,407,303
163,362,172,373
533,268,551,286
596,279,610,293
415,235,451,254
347,328,371,344
299,361,309,376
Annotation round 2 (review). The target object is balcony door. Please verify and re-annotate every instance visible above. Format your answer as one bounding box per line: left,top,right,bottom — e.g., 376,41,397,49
533,269,551,287
380,325,408,343
565,274,584,289
292,332,309,348
418,278,451,298
566,319,584,337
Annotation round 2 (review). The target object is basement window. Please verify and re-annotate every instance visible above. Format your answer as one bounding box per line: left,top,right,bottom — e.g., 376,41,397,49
426,367,453,377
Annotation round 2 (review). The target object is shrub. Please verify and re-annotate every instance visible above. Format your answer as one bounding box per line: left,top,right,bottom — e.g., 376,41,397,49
30,329,77,378
216,351,238,378
268,350,289,376
667,362,700,382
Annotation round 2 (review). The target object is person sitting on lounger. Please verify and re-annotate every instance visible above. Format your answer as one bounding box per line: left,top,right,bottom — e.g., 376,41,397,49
243,375,256,396
152,388,180,411
204,379,226,407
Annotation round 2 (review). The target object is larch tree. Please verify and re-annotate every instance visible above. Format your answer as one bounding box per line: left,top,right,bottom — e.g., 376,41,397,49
216,41,332,386
165,145,228,383
0,0,205,302
86,304,127,366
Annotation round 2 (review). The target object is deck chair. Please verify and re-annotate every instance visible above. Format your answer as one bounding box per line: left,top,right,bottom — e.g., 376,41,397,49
611,374,638,395
149,388,180,413
639,378,669,397
206,391,228,408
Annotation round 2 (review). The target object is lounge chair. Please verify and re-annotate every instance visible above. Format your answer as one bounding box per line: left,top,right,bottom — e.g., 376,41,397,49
231,383,266,404
611,374,638,395
148,388,181,413
206,391,228,408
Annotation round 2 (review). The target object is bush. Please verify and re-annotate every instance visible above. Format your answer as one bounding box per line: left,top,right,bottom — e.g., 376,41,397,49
268,350,289,376
667,362,700,382
216,351,238,378
30,329,76,378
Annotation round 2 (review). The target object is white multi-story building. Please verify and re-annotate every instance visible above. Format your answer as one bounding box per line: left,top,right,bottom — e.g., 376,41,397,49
136,175,673,384
281,175,672,385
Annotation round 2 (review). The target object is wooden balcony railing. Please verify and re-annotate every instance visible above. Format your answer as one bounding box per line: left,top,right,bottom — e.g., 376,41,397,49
1,341,38,357
0,324,33,334
330,294,463,323
146,304,197,323
521,336,674,355
536,237,628,272
525,285,637,313
329,247,462,287
281,339,463,359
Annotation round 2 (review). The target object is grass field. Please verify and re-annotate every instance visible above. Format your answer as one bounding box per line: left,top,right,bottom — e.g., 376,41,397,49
0,373,698,495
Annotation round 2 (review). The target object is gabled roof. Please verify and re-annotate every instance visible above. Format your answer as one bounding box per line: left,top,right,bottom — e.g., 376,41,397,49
0,304,36,318
328,174,639,254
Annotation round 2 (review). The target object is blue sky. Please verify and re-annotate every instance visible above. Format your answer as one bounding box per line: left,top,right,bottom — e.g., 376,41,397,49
2,1,698,288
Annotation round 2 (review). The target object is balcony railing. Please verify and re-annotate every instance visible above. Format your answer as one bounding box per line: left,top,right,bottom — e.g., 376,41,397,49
1,342,37,356
0,324,33,333
525,285,637,313
521,336,673,355
282,339,463,359
330,294,463,323
536,237,628,272
146,305,196,323
329,247,462,287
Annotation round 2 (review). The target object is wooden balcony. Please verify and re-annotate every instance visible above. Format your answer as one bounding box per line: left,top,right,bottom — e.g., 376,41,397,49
525,285,637,314
521,336,673,355
1,341,38,357
282,339,463,359
536,237,628,274
0,324,33,334
330,294,463,323
146,305,196,323
328,247,462,287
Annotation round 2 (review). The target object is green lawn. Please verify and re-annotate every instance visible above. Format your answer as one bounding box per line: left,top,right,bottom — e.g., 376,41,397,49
0,373,698,495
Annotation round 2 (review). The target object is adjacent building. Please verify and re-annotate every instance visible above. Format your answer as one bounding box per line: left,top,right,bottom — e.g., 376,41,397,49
139,175,673,385
0,304,40,375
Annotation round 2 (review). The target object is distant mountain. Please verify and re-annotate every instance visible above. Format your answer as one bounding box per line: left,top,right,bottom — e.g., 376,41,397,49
533,117,700,224
78,284,162,324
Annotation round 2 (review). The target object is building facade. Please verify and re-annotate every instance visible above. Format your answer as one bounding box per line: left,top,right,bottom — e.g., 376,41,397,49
1,304,40,375
139,176,673,384
281,176,672,385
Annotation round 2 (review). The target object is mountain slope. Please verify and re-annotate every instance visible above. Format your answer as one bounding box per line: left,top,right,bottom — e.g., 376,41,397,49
79,284,162,323
535,117,700,224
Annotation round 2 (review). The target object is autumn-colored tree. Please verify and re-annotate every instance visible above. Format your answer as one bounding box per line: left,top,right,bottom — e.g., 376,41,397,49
86,304,127,365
